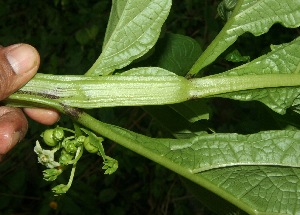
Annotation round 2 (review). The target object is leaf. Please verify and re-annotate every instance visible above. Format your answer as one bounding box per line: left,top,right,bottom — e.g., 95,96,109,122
102,0,127,48
159,130,300,172
152,33,202,76
86,0,172,76
213,37,300,114
83,115,300,214
169,100,210,123
182,178,245,215
188,0,300,76
143,105,209,139
225,49,250,63
201,166,300,215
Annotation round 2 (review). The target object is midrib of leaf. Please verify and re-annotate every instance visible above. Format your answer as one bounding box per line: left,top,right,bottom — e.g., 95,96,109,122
187,0,300,77
86,0,172,76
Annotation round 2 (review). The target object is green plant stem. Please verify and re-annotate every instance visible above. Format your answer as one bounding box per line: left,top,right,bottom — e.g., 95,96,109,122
188,73,300,98
5,73,300,109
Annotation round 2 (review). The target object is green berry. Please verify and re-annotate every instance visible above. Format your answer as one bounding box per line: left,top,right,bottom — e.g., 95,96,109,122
62,139,77,154
53,127,65,142
59,150,74,165
42,129,58,147
83,137,99,153
76,136,86,144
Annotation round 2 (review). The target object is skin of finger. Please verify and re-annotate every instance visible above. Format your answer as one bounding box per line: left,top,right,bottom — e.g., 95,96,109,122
0,44,40,100
1,44,59,125
0,107,27,155
23,108,60,125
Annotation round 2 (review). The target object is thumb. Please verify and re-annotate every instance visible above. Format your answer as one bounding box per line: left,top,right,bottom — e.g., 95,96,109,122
0,44,40,100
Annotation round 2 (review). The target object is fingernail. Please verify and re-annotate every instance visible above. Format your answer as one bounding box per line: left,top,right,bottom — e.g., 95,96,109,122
6,44,38,75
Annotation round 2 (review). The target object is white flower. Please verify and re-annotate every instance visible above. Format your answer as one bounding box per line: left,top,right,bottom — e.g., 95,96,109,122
34,141,60,168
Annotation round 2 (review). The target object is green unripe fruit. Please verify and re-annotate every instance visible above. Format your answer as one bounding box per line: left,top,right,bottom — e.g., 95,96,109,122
84,137,99,154
59,150,74,165
53,127,65,142
42,127,65,147
42,129,58,147
76,136,86,144
62,139,77,154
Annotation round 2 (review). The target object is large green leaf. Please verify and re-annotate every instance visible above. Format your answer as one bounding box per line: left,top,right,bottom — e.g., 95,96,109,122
86,0,172,76
211,37,300,114
188,0,300,76
79,113,300,214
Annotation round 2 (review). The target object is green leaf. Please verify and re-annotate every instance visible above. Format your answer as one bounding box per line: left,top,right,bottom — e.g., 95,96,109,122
159,130,300,172
79,113,300,214
225,49,250,63
169,100,210,123
201,166,300,215
183,178,245,215
102,0,127,48
152,33,202,76
213,37,300,114
86,0,172,76
143,105,208,138
188,0,300,76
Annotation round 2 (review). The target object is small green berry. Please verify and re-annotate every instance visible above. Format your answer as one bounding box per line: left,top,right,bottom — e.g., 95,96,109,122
42,129,58,147
59,150,74,165
62,139,77,154
53,127,65,142
76,136,86,144
83,137,99,153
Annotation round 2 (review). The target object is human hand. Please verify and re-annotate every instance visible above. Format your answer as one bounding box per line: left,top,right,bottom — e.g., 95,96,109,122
0,44,60,159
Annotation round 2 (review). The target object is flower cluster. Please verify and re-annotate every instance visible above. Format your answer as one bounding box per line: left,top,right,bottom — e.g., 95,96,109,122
34,126,118,195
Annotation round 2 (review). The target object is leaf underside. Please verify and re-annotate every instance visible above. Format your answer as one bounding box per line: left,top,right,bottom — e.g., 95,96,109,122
86,0,172,76
213,37,300,114
98,120,300,214
189,0,300,76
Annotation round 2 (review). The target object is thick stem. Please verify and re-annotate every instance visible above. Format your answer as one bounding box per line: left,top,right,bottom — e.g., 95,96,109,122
188,74,300,98
5,73,300,110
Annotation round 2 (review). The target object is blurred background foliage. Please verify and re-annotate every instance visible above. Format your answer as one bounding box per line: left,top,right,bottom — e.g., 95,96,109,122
0,0,300,214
